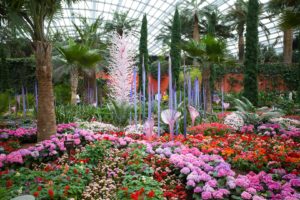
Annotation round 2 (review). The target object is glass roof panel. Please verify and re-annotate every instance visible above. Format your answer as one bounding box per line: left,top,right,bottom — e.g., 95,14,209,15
51,0,285,56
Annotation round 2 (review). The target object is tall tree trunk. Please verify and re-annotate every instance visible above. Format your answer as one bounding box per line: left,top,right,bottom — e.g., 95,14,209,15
238,32,245,63
70,67,79,105
203,63,212,113
193,13,200,66
34,41,56,142
192,13,200,41
83,68,97,105
283,29,293,64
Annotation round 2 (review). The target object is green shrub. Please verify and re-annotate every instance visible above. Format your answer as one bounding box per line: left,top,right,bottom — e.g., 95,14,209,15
54,84,71,105
0,92,9,113
55,104,104,123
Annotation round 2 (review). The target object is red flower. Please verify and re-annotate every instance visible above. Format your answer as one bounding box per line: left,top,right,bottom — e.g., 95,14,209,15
37,186,42,191
6,180,13,188
33,192,39,197
73,168,78,174
147,190,155,198
85,168,90,174
48,189,54,198
65,185,70,191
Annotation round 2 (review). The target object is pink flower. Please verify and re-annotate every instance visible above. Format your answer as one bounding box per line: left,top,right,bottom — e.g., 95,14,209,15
180,167,190,175
202,191,212,199
212,190,224,199
7,151,23,164
241,191,252,199
194,186,203,193
74,139,81,145
253,195,266,200
290,179,300,187
187,180,196,187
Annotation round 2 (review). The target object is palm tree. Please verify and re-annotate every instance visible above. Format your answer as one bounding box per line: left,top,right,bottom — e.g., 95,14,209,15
267,0,298,64
0,0,80,141
54,40,102,105
226,0,270,63
180,0,205,41
156,13,194,47
72,16,105,105
201,6,232,39
182,35,227,113
156,6,232,48
104,11,138,36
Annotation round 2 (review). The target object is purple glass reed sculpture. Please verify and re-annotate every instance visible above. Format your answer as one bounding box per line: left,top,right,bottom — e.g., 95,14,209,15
168,55,173,109
183,63,187,138
133,67,137,126
95,81,98,107
203,84,206,118
157,61,161,136
174,88,179,136
148,77,151,119
21,85,26,117
221,85,224,113
142,56,146,121
188,74,191,106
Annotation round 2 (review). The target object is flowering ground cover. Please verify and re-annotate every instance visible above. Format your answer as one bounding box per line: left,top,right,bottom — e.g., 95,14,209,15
0,122,299,199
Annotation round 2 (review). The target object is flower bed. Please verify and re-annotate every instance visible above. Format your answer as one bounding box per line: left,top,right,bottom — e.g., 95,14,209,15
0,123,300,199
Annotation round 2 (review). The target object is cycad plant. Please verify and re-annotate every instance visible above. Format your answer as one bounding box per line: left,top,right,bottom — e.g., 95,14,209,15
107,100,133,128
233,96,283,125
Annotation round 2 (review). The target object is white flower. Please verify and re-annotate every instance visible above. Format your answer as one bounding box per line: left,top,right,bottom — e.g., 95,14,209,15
224,112,244,130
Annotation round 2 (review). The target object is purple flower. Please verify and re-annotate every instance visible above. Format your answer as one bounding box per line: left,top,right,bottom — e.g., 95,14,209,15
212,190,224,199
246,187,257,194
180,167,190,175
202,191,212,200
252,195,266,200
241,191,252,199
268,181,281,190
207,179,217,188
187,180,196,187
7,151,23,164
194,186,202,193
290,179,300,187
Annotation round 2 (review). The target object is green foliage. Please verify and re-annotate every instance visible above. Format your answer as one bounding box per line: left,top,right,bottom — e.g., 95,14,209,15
54,84,71,105
107,100,133,128
56,40,102,68
104,11,139,36
79,140,112,165
0,58,35,92
0,92,10,113
243,0,259,105
233,96,284,125
297,32,300,104
55,104,106,123
0,165,92,199
149,59,169,78
170,8,181,87
139,14,149,90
